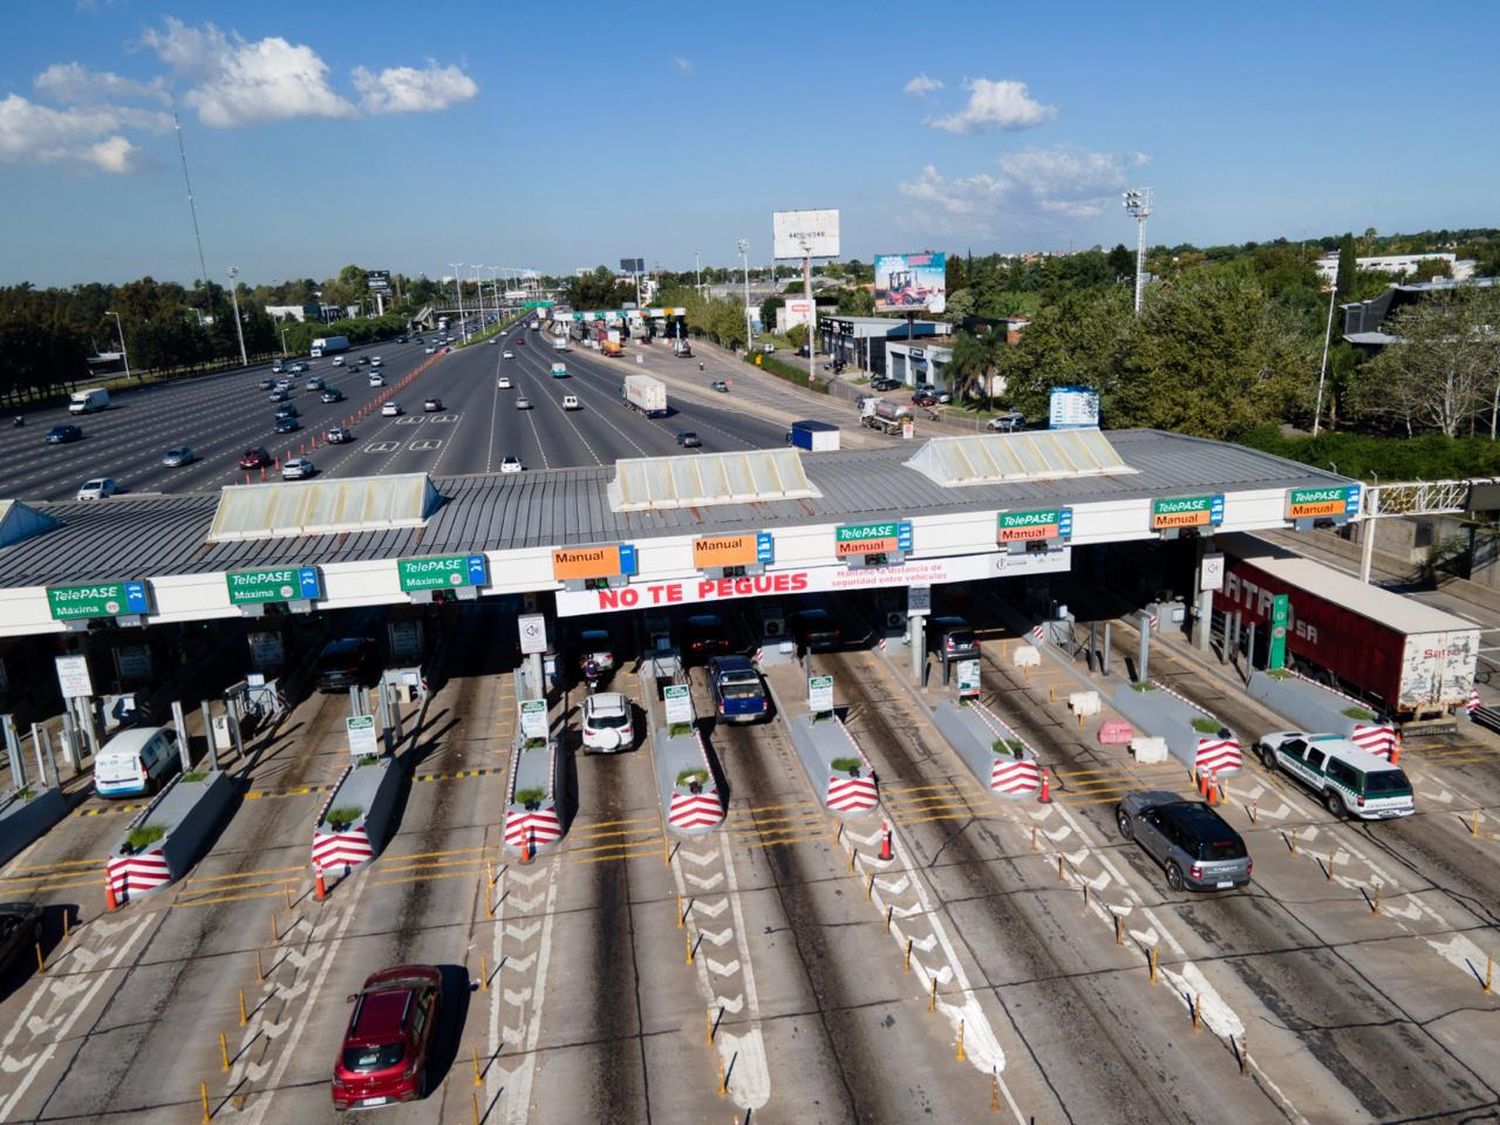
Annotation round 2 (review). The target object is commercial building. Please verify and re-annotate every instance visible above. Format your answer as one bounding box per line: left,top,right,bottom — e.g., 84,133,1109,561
819,316,952,378
886,340,954,390
1341,276,1496,349
1316,253,1475,283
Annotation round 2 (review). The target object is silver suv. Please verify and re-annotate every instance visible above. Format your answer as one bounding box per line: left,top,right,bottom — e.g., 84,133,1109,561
1116,792,1252,892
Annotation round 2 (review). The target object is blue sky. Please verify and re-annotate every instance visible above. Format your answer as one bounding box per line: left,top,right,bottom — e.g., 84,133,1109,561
3,0,1497,287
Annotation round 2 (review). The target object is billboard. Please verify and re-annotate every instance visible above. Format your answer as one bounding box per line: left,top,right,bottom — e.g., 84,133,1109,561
874,253,946,313
1048,386,1100,430
773,209,840,259
367,270,391,293
782,296,816,330
620,258,644,273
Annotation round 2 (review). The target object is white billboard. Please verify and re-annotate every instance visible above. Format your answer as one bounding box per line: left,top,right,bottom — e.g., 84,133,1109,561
1049,386,1101,430
782,296,816,330
773,209,841,259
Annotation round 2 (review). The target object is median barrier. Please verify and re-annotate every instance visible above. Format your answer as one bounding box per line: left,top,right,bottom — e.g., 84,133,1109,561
1245,670,1397,758
502,736,562,856
1130,736,1170,764
1109,680,1243,776
0,786,70,867
310,755,404,879
930,700,1041,799
641,670,725,835
761,670,877,816
107,769,236,904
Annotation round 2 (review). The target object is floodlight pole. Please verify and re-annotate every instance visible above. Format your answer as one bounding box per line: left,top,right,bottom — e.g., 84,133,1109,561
738,239,752,354
1123,188,1153,317
448,262,465,336
106,311,131,381
227,266,248,367
1313,279,1337,437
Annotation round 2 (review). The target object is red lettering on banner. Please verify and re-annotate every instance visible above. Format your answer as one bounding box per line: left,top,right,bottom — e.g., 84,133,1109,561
697,580,715,599
665,585,683,603
791,573,809,591
598,589,622,609
619,587,640,607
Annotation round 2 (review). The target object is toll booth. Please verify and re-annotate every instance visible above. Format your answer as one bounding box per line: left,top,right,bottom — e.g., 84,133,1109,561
755,602,796,666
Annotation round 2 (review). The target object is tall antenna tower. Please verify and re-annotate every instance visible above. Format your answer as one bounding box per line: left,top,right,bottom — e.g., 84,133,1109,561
173,108,211,307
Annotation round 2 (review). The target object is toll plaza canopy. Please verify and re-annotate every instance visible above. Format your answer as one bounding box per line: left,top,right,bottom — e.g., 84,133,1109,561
0,429,1358,635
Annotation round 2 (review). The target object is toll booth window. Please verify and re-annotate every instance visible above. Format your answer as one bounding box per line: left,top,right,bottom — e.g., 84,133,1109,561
431,589,456,605
722,565,747,579
864,552,889,567
584,577,610,591
1025,540,1050,554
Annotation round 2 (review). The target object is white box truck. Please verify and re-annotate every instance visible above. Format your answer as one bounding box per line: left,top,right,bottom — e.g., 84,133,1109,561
310,335,350,358
622,374,667,417
69,387,110,414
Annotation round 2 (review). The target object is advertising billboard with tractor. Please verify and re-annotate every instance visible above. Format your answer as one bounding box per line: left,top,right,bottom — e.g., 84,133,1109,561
874,252,946,313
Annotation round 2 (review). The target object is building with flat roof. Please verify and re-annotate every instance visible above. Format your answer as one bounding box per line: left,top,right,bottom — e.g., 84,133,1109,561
1341,276,1496,349
1317,253,1475,283
819,316,953,377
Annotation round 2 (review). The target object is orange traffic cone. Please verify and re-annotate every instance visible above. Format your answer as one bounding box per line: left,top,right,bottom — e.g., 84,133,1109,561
105,874,118,912
314,865,327,902
1038,769,1052,804
880,821,892,861
520,829,532,865
1205,772,1219,805
1389,737,1401,766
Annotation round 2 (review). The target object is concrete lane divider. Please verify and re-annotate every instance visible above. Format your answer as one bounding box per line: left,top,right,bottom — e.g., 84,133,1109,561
930,698,1042,800
105,769,237,906
501,663,564,858
309,754,405,890
760,664,878,816
640,668,726,835
1109,679,1244,777
0,785,70,868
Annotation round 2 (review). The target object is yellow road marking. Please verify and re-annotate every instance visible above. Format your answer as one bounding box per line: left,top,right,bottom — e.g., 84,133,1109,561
183,863,307,884
3,856,105,873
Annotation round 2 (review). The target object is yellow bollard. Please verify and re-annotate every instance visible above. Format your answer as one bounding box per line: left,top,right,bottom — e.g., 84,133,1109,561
1114,913,1123,946
1048,685,1055,703
1030,825,1038,852
1077,710,1084,728
1148,947,1158,984
63,912,70,941
848,850,856,874
991,1067,1000,1111
1484,956,1493,995
663,834,670,868
285,883,294,911
479,956,489,992
1192,993,1202,1031
706,1008,714,1045
685,931,694,965
1371,883,1381,915
676,894,683,929
1082,884,1089,912
487,860,496,889
238,988,247,1027
956,1018,966,1061
928,977,937,1012
269,910,278,944
717,1054,728,1097
472,1089,481,1123
255,947,265,982
1285,830,1298,855
1238,1035,1249,1076
220,1031,230,1072
473,1045,482,1086
1470,809,1482,836
1056,854,1065,883
35,943,44,975
904,937,913,972
200,1080,211,1123
485,881,495,920
1324,856,1334,882
866,873,875,900
1249,801,1258,823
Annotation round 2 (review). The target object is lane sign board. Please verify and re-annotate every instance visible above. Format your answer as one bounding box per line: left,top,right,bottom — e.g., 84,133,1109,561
693,534,759,570
552,543,637,581
808,674,834,713
997,508,1073,544
226,566,322,605
397,554,488,592
1285,484,1360,521
519,699,549,740
519,613,549,656
346,714,378,757
47,581,150,621
1150,495,1224,531
664,683,693,725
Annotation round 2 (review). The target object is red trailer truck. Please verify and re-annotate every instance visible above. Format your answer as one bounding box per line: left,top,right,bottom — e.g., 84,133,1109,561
1213,533,1477,721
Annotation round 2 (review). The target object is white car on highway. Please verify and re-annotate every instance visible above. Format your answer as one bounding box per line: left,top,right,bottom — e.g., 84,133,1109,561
368,373,384,387
381,401,402,416
496,376,511,389
76,477,118,501
515,396,532,410
331,356,345,367
281,457,316,480
502,350,514,359
500,456,523,474
581,692,634,753
562,395,580,410
370,356,383,367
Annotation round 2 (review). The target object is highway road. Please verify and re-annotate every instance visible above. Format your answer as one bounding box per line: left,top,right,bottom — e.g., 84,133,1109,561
0,329,791,503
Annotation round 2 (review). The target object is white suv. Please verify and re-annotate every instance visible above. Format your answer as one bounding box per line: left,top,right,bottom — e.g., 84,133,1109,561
581,692,634,753
1255,731,1415,820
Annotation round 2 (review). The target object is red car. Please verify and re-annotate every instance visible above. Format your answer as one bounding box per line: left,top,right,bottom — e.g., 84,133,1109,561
910,392,938,407
331,965,442,1110
238,447,270,470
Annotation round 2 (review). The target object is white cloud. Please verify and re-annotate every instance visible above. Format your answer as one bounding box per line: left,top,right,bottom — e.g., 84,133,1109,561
0,93,144,172
142,17,354,126
903,74,943,98
898,145,1147,228
673,56,693,75
35,62,169,106
352,61,478,114
926,78,1055,134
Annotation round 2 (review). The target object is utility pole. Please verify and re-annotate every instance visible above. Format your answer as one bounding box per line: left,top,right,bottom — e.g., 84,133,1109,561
695,251,701,297
448,262,464,335
1123,187,1153,317
1313,275,1337,436
226,266,248,366
106,311,131,380
737,239,752,353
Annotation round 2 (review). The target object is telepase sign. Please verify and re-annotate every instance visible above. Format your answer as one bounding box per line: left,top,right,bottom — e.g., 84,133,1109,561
555,549,1070,617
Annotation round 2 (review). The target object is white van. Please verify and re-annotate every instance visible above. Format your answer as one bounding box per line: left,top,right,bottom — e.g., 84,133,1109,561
94,726,180,799
562,394,581,410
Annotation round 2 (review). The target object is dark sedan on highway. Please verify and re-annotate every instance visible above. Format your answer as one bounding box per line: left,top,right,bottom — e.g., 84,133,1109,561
46,424,82,444
238,447,271,470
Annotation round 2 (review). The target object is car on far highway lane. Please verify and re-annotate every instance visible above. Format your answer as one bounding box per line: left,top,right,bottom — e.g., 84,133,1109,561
381,401,402,417
423,397,443,412
515,337,525,346
870,377,900,392
274,416,300,434
676,431,701,448
358,356,370,365
161,445,194,467
500,456,523,474
330,357,344,367
986,411,1026,433
76,477,117,501
321,388,345,404
0,901,45,978
281,457,316,480
330,965,442,1111
711,380,729,392
1116,792,1252,892
370,356,383,367
306,376,325,390
269,388,288,402
515,396,532,410
46,424,82,444
259,377,276,390
496,376,511,389
238,447,271,469
424,346,436,354
562,395,580,410
325,426,352,444
368,373,384,387
502,350,514,359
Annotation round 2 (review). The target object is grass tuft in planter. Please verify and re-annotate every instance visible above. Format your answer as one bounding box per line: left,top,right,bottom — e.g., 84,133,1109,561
676,768,710,788
182,770,208,783
514,787,546,809
523,737,547,751
1130,681,1157,692
1190,717,1225,734
125,824,166,851
325,806,363,831
1266,668,1292,680
830,756,861,774
355,754,379,767
1342,706,1377,720
991,738,1026,758
669,723,693,738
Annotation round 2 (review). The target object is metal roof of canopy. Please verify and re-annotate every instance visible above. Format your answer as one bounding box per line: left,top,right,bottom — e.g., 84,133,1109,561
608,448,820,512
207,473,441,542
904,429,1136,487
0,499,57,548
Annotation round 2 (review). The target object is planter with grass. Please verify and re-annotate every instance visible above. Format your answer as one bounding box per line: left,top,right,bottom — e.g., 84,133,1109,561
107,767,236,904
644,672,724,835
758,669,878,816
1110,679,1243,777
1244,669,1398,758
503,731,562,856
0,784,70,867
930,699,1042,799
311,754,405,877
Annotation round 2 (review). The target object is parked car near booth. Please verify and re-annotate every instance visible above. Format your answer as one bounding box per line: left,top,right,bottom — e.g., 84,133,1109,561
93,726,180,798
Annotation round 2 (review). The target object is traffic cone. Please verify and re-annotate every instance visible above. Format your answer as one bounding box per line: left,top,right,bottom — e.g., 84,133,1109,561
1205,772,1219,806
260,466,267,481
1038,768,1052,804
880,821,892,861
314,865,327,902
1389,740,1400,766
105,873,118,912
520,828,532,865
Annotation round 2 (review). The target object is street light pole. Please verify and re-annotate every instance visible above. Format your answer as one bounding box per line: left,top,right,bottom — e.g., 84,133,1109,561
1313,279,1338,437
226,266,248,366
695,252,701,297
278,323,289,358
737,239,752,354
448,262,465,337
1122,188,1153,318
106,311,131,381
470,264,485,340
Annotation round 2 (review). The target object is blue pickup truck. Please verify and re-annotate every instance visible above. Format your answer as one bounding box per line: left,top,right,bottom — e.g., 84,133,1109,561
707,656,767,723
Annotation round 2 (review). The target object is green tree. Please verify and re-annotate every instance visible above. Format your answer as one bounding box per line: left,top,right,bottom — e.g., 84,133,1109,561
786,324,808,350
1107,244,1134,281
835,287,873,316
1334,233,1357,306
760,295,784,333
